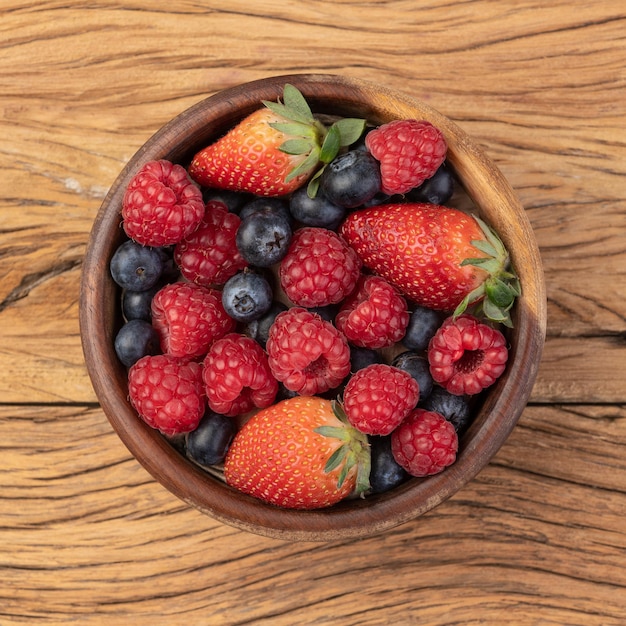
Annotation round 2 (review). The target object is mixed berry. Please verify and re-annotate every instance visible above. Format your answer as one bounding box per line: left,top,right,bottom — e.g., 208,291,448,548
109,84,520,510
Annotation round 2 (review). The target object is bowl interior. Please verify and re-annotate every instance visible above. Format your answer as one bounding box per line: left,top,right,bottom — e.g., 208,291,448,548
80,74,547,541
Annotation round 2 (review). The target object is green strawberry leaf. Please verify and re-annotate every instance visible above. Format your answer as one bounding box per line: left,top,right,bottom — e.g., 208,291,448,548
461,257,503,275
333,118,367,146
482,298,510,323
306,167,324,198
280,138,314,155
319,124,341,164
485,277,517,309
270,121,318,139
284,147,320,182
314,425,351,441
324,444,349,473
282,83,314,122
470,238,499,258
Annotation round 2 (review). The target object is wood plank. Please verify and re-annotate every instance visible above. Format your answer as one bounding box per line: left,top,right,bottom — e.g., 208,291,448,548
1,3,624,404
1,403,624,625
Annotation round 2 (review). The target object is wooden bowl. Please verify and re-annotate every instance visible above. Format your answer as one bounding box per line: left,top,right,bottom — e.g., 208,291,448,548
80,74,547,541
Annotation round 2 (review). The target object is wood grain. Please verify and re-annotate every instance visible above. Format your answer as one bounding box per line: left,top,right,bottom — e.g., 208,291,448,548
1,0,625,623
1,405,625,625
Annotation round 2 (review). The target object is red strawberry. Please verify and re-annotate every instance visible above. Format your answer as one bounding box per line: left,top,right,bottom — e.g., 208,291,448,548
340,203,520,326
224,396,370,510
188,84,366,197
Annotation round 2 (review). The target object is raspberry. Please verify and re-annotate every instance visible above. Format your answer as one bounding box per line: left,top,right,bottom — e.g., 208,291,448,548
122,159,205,246
128,354,205,436
391,408,458,477
335,275,409,349
151,282,235,360
427,314,508,395
365,120,447,195
266,308,351,395
342,364,419,435
279,227,361,307
174,200,247,286
202,333,278,417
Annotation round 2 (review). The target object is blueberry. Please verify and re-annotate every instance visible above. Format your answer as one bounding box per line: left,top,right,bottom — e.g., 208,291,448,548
406,161,455,205
402,306,442,352
391,351,434,400
185,411,236,468
242,300,288,349
308,304,339,323
222,270,273,323
276,382,299,402
319,150,381,208
122,283,161,321
202,188,253,214
110,240,164,291
369,435,409,494
238,197,293,225
114,319,160,367
236,206,292,267
350,346,382,372
288,187,346,229
420,386,472,433
155,246,180,283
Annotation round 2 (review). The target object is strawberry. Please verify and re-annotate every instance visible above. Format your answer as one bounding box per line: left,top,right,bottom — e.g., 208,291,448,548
340,203,520,326
188,84,366,197
223,396,370,510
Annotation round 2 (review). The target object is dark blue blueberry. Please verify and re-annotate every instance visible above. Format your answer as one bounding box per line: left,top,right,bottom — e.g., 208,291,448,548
276,382,299,402
235,207,292,267
242,300,288,349
319,150,381,208
222,270,273,323
350,346,382,373
406,161,455,205
110,240,164,291
185,411,236,468
402,306,442,352
420,386,473,434
122,283,161,321
288,186,346,229
114,319,160,367
369,435,409,494
155,246,180,283
308,304,339,323
238,197,293,225
363,191,396,207
392,351,434,400
202,188,253,214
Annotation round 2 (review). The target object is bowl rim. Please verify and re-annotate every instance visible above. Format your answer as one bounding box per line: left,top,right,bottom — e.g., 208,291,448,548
80,73,547,541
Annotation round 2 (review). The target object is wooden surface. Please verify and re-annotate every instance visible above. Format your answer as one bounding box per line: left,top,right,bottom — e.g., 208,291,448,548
1,1,624,624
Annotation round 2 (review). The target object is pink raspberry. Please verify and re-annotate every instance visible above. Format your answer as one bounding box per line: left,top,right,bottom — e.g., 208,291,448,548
151,282,235,360
279,227,361,307
128,354,205,436
342,364,419,435
203,333,278,417
391,408,458,477
335,275,409,349
122,159,205,246
365,120,447,195
174,200,247,286
266,308,351,396
427,314,508,395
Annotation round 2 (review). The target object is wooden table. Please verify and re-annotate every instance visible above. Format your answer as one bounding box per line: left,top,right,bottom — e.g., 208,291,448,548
2,1,625,624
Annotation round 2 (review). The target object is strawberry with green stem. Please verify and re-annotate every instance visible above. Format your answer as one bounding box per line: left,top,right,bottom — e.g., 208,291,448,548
340,203,520,326
189,84,365,197
224,396,370,510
